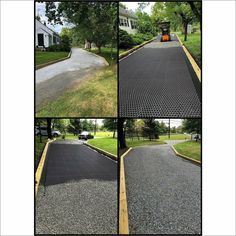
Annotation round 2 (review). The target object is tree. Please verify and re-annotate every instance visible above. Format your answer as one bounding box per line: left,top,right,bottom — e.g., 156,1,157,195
45,2,117,53
134,119,144,140
136,11,157,36
68,119,81,135
142,119,159,140
125,119,135,140
182,119,201,134
46,118,52,139
188,2,202,30
152,2,198,41
118,119,127,149
159,121,168,135
103,119,117,138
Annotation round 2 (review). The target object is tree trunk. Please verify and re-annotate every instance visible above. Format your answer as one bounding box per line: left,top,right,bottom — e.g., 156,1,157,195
184,22,188,41
47,118,52,139
118,119,127,149
98,46,101,54
113,130,115,138
188,2,202,31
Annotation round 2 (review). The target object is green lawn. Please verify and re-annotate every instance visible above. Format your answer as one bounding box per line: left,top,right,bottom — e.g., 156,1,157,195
57,133,78,140
126,138,166,148
36,65,117,117
174,140,201,161
119,49,126,55
35,136,48,163
94,131,115,138
177,32,201,67
36,51,69,65
88,47,117,66
88,137,117,157
159,134,191,140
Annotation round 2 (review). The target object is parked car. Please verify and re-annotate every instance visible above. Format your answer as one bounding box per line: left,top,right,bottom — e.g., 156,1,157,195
35,127,61,137
78,131,94,140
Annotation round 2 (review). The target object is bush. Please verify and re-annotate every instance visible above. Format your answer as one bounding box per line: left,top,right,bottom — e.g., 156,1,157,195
131,33,153,45
119,29,134,49
47,35,71,52
47,44,70,52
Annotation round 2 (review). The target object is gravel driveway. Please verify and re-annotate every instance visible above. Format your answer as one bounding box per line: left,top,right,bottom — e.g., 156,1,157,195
124,144,201,234
36,141,117,234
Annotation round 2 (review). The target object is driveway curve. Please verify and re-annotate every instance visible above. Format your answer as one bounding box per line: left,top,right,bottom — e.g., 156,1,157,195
36,48,108,108
36,48,108,84
124,144,201,234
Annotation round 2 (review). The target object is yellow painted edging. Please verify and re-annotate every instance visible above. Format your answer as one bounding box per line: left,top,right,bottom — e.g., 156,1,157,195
176,34,201,82
35,139,54,195
171,145,201,165
119,147,132,234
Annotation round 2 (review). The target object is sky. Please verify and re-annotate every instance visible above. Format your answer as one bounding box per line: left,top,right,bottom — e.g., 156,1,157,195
121,2,155,15
35,2,63,33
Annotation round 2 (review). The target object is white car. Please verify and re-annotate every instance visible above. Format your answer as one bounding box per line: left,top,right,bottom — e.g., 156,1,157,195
35,127,61,137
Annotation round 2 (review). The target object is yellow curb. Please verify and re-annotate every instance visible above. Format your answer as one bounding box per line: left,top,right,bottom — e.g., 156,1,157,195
119,147,132,234
36,50,72,70
176,34,201,82
35,139,55,195
171,145,201,165
119,38,155,60
84,142,117,161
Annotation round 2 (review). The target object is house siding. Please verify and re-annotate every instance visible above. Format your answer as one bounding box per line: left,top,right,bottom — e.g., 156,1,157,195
119,7,138,35
35,20,60,47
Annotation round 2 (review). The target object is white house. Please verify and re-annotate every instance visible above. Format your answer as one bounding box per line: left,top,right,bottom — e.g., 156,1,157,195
119,6,138,34
35,19,60,48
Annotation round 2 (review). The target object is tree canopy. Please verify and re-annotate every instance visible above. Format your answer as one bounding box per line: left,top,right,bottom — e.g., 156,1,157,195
45,2,117,52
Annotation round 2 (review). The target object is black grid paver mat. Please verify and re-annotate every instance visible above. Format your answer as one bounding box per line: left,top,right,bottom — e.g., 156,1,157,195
42,141,117,186
119,35,201,117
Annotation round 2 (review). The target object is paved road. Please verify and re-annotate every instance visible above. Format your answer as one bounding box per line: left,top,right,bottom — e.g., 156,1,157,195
124,144,201,234
119,35,201,117
36,140,117,234
36,48,108,107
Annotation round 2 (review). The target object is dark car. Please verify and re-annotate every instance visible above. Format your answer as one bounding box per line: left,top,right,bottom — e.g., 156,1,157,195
78,131,94,140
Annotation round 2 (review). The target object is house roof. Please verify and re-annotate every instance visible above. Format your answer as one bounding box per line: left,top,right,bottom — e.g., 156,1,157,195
36,19,60,37
119,6,138,19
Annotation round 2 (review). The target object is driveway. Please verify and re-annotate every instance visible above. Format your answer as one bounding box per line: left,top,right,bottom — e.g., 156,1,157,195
124,144,201,234
119,34,201,117
36,48,108,107
36,140,117,234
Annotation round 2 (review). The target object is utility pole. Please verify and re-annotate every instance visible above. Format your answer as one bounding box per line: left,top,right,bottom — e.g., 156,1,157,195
168,119,170,139
94,119,97,135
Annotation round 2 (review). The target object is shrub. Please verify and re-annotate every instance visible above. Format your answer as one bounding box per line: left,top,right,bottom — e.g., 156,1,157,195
47,35,71,52
131,33,153,45
119,29,134,49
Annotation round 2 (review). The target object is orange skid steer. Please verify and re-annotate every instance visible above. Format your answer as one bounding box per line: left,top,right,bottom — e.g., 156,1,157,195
159,22,171,42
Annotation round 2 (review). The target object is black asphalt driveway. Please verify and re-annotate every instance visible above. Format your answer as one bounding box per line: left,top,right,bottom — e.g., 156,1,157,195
124,144,201,234
36,140,117,234
119,35,201,117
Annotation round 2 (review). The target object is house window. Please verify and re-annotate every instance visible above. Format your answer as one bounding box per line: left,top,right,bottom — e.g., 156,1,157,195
119,18,129,27
130,20,137,29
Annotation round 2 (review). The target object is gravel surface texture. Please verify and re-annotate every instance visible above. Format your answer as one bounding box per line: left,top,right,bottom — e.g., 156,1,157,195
36,141,117,234
119,34,201,117
124,144,201,234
